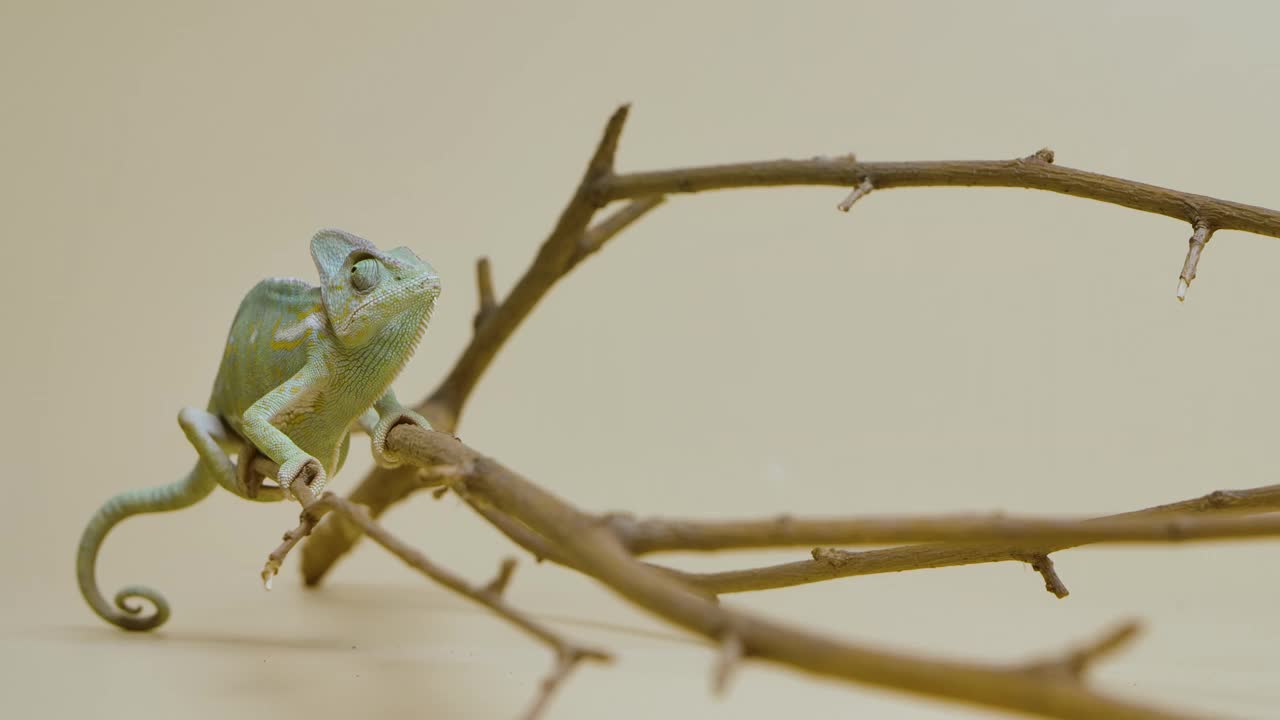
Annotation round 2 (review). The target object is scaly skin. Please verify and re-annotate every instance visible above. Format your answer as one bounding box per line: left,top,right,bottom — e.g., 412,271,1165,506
77,229,441,631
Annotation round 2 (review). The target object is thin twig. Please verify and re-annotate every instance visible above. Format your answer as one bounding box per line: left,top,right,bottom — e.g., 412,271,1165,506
602,154,1280,238
836,178,874,212
522,650,589,720
570,195,665,269
321,491,609,666
609,509,1280,553
482,557,519,598
1014,553,1070,599
712,631,744,695
1177,221,1214,302
474,256,497,330
1020,621,1142,681
670,484,1280,595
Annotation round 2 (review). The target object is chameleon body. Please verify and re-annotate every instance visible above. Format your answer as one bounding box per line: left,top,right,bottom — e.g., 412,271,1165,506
77,229,441,631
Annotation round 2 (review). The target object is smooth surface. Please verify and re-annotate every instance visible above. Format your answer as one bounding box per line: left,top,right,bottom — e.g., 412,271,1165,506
3,1,1278,718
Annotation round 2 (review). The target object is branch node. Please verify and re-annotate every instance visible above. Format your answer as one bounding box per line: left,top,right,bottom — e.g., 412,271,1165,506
1013,552,1070,598
1024,147,1056,164
1176,221,1214,302
473,257,497,331
582,103,631,206
836,178,875,212
811,547,852,568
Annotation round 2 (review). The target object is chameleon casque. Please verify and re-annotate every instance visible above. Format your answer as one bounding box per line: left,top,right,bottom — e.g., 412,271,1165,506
77,229,441,631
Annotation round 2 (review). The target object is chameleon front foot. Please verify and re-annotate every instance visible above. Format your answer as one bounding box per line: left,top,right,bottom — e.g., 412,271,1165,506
371,409,432,468
277,454,327,497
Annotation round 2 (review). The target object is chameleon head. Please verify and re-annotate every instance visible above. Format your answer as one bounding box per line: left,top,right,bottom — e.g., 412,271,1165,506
310,228,441,348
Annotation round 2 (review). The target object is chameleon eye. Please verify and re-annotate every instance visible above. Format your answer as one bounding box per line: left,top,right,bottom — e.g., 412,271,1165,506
350,258,382,292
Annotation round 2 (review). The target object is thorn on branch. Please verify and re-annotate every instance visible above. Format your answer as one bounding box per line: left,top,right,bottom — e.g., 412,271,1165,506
1176,221,1214,302
1021,620,1142,681
473,257,497,331
836,178,874,212
1014,552,1070,598
483,557,519,599
712,631,744,695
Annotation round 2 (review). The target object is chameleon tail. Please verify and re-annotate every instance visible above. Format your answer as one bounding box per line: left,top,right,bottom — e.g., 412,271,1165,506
76,465,217,631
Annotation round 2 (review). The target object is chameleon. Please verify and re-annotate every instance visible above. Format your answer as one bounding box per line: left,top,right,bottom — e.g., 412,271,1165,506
76,228,441,631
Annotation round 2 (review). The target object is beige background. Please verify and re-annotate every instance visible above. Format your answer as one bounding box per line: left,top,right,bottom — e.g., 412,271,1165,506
3,1,1278,717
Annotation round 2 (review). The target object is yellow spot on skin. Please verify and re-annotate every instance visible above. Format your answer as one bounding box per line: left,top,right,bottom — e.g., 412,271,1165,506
270,314,315,351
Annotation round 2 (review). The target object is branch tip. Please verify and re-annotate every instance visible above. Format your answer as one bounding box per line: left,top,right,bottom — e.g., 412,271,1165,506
1176,222,1214,302
1015,553,1070,598
836,178,875,212
483,557,519,598
473,257,497,331
712,632,744,695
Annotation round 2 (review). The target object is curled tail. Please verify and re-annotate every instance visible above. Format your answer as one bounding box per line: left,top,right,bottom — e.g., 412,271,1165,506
76,466,216,631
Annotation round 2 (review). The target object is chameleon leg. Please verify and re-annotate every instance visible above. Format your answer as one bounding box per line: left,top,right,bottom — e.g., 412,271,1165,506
240,368,328,496
179,407,284,503
76,464,215,631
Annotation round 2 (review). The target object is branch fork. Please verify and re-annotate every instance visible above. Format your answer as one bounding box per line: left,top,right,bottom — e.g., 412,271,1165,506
282,104,1280,719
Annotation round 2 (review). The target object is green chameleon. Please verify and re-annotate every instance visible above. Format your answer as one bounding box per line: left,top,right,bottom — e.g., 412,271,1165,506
77,229,441,631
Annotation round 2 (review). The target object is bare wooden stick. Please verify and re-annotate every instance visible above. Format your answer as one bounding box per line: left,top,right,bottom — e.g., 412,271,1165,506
522,649,590,720
670,484,1280,595
1020,621,1141,681
473,256,497,330
256,478,610,718
387,425,1206,720
602,154,1280,238
836,178,874,211
604,509,1280,553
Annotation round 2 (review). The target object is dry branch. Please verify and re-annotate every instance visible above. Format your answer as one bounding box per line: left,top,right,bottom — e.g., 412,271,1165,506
602,153,1280,238
303,104,1280,585
671,483,1280,595
282,104,1280,717
385,425,1206,720
606,507,1280,553
257,469,608,719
